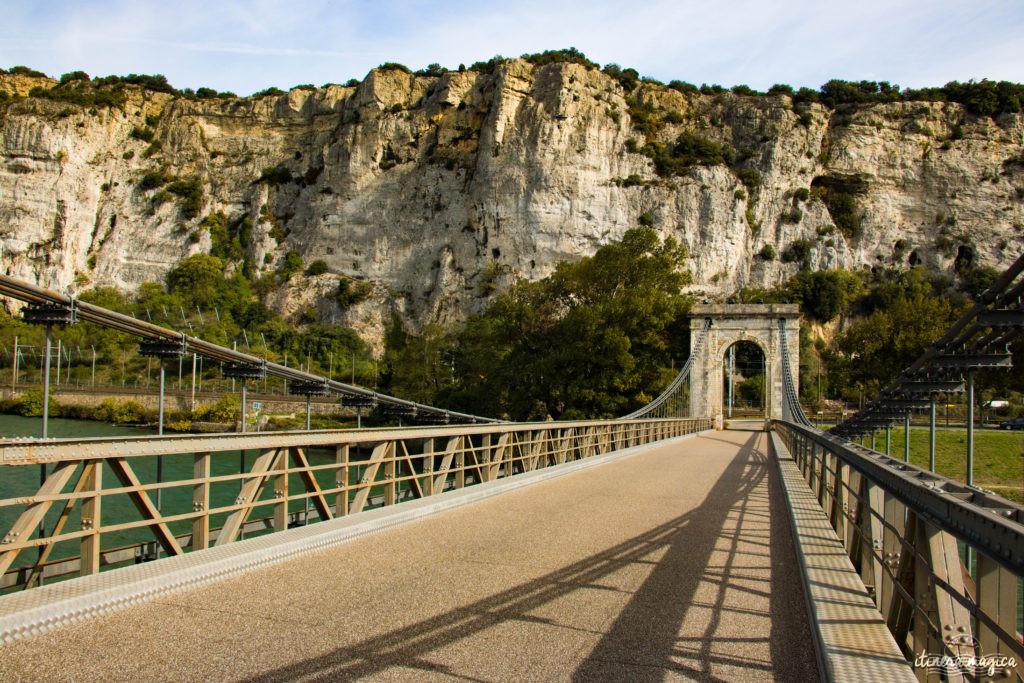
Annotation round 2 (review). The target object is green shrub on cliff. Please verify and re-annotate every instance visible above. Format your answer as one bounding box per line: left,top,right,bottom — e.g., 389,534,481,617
523,48,598,70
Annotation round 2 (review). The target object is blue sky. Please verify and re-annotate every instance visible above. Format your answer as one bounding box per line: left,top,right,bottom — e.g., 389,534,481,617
2,0,1023,96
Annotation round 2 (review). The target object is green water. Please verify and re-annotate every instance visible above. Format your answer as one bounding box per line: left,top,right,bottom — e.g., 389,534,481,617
0,413,157,440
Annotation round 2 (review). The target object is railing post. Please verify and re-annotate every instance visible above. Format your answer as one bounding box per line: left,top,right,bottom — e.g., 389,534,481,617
903,412,910,463
273,448,289,531
929,395,936,472
424,438,435,493
480,434,491,479
966,369,974,487
817,445,828,507
879,495,905,618
192,452,210,550
455,447,465,489
385,443,396,505
830,455,844,534
977,553,1019,664
335,445,349,516
80,460,102,576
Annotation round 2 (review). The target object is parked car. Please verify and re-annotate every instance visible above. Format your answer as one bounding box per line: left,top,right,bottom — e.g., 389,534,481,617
999,417,1024,430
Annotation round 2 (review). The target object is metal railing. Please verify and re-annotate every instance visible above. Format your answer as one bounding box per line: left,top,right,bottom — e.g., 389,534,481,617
774,421,1024,677
772,257,1024,675
0,417,711,590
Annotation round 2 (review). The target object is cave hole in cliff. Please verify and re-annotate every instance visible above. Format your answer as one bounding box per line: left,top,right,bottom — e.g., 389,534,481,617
492,248,501,259
954,244,975,274
908,250,920,266
722,340,766,418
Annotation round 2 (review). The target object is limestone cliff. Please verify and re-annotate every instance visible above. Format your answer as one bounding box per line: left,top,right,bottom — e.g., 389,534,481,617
1,61,1022,346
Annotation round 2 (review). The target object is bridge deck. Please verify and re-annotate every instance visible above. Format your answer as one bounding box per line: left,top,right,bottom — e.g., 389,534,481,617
0,429,817,681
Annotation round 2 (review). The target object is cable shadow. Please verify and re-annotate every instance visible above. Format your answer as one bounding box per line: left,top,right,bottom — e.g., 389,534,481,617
571,432,815,679
246,433,813,681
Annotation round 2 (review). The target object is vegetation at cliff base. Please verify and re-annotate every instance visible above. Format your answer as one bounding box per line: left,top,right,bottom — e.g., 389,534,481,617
382,228,694,420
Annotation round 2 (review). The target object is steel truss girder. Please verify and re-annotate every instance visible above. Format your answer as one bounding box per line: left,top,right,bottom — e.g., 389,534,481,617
288,380,330,396
899,381,965,394
978,309,1024,327
381,405,417,418
416,413,451,425
931,353,1012,369
839,420,898,433
22,302,77,326
138,339,186,358
859,412,909,421
341,394,377,408
222,362,266,380
877,399,932,410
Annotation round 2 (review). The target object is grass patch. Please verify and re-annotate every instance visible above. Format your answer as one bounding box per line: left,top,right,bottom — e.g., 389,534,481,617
861,427,1024,502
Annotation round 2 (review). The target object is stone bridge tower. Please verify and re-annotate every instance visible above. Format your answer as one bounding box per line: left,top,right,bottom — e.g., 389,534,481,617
689,304,801,422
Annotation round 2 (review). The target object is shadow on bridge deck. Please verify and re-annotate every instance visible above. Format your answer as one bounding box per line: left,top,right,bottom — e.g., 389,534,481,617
0,431,817,681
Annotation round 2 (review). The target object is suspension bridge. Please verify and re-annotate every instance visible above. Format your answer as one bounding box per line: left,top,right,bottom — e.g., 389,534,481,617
0,254,1020,680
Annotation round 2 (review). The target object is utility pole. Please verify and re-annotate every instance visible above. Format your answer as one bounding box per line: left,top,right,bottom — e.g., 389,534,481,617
190,353,197,411
966,370,975,487
11,335,17,394
90,346,95,387
929,394,936,471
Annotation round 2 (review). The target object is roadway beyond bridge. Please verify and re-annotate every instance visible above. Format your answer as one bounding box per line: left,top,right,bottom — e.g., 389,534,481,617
0,428,818,681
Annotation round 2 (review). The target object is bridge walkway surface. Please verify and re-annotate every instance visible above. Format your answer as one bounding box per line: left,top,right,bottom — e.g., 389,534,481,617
0,429,818,681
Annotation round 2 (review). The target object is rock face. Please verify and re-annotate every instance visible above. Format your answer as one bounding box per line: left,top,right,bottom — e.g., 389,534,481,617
1,62,1023,346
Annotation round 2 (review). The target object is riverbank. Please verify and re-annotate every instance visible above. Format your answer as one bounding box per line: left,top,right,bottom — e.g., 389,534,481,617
0,389,360,434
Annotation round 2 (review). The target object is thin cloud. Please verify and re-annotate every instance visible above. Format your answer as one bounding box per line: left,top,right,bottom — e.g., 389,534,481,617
42,35,388,59
0,0,1021,94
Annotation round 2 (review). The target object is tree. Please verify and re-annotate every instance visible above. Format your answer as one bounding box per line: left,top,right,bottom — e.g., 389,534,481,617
786,270,862,322
167,254,224,308
436,228,693,420
279,251,303,281
832,295,961,392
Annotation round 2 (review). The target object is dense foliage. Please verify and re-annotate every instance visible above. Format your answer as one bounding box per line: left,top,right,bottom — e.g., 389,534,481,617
383,228,693,420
